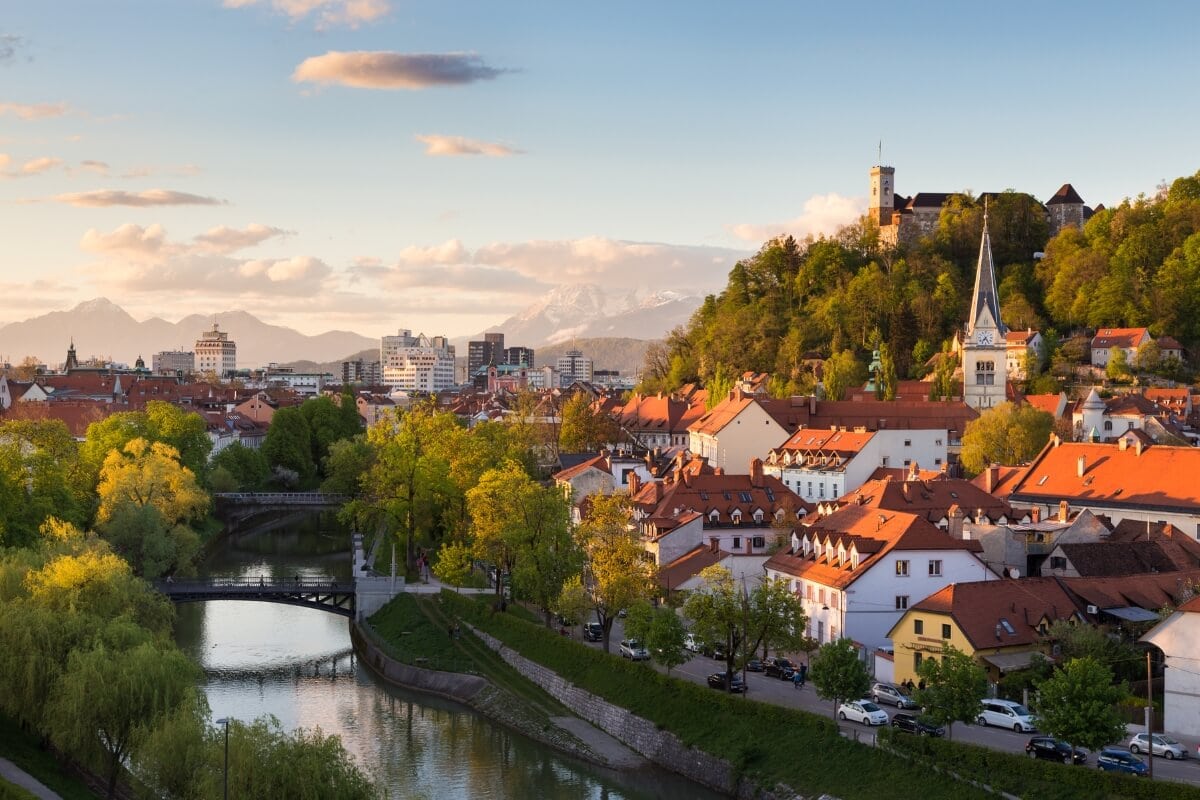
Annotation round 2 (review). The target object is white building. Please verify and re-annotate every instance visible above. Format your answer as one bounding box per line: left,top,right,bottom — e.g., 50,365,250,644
195,324,236,377
152,350,195,376
763,427,946,503
687,391,793,474
1141,596,1200,738
764,506,994,650
961,211,1008,410
556,349,593,386
380,329,456,393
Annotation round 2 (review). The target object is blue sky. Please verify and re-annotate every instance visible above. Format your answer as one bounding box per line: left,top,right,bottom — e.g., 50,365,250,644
2,1,1197,339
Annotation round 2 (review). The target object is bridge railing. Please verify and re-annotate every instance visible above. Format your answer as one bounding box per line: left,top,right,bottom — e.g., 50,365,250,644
212,492,350,505
155,575,351,591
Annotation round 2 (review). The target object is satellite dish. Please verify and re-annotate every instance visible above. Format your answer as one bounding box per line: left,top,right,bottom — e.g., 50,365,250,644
1008,567,1020,579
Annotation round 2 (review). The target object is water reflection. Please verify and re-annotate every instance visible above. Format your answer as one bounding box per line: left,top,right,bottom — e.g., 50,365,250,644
176,513,722,800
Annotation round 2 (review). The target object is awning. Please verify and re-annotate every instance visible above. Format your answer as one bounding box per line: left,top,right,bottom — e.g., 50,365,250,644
980,651,1038,673
1103,606,1160,623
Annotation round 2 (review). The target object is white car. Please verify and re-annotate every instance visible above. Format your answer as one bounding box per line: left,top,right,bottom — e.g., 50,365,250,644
838,700,889,726
683,632,701,653
1129,733,1189,760
619,639,649,661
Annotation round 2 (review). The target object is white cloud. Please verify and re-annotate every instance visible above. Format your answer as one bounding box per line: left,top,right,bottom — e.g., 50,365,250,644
726,192,865,243
0,101,68,120
194,223,289,254
415,134,521,157
0,153,10,170
79,160,110,175
225,0,389,28
293,51,507,90
21,156,61,175
395,239,469,265
53,189,223,207
80,223,173,262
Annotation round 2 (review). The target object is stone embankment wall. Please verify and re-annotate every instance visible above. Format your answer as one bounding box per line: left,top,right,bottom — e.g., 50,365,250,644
468,625,827,800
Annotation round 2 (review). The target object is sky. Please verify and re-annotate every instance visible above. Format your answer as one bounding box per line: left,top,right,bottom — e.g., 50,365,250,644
2,1,1199,340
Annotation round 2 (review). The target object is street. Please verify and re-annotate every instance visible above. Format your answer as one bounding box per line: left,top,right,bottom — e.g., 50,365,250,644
583,621,1200,788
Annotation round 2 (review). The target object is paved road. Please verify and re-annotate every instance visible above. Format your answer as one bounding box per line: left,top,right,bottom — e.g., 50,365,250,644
580,620,1200,788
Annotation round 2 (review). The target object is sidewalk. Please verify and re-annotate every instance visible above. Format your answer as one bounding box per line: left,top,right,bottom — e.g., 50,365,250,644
402,575,490,595
0,757,62,800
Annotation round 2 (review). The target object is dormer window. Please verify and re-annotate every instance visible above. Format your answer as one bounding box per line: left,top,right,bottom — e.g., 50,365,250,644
753,508,765,523
731,510,743,525
708,509,720,523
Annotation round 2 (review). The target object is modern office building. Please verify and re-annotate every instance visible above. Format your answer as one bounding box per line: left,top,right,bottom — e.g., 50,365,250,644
195,324,237,377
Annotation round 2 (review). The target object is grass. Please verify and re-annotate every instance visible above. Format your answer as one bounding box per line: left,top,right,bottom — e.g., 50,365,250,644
0,777,37,800
0,714,98,800
442,590,994,800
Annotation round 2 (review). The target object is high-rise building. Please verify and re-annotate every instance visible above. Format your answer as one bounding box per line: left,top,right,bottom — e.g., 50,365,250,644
195,324,237,377
342,359,382,386
467,332,505,376
153,350,195,376
556,349,593,386
381,329,456,392
504,346,535,367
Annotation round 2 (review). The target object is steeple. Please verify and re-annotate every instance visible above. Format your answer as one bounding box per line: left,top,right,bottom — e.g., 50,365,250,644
64,339,78,372
968,204,1004,337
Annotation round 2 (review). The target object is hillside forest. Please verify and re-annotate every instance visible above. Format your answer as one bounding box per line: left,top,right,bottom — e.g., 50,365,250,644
640,169,1200,397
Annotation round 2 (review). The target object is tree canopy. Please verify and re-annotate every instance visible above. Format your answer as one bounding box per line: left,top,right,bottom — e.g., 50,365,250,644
959,402,1054,475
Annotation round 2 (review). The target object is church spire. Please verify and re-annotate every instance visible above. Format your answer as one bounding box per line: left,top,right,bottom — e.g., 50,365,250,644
968,202,1004,336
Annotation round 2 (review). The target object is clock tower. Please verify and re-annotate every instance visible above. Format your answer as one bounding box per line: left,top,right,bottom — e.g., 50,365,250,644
962,208,1007,410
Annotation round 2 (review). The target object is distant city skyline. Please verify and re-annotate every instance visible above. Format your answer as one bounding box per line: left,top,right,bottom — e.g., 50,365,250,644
3,2,1198,338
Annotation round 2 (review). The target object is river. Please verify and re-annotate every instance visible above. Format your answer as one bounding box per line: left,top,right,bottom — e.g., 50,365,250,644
174,511,723,799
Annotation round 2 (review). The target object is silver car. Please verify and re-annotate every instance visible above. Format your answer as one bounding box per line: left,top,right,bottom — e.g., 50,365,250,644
871,682,918,709
1129,733,1189,760
619,639,649,661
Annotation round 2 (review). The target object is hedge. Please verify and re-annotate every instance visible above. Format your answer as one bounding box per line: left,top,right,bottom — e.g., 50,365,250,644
442,591,990,800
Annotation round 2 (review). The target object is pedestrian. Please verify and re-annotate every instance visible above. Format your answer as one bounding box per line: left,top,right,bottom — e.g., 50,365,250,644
799,663,808,687
918,679,926,691
792,670,802,689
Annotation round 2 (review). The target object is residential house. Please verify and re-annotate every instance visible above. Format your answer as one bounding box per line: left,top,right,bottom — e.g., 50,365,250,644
687,391,797,474
1040,531,1200,578
817,473,1014,529
657,544,770,596
1141,596,1200,738
606,391,707,450
1090,328,1152,368
764,505,993,650
1005,330,1043,380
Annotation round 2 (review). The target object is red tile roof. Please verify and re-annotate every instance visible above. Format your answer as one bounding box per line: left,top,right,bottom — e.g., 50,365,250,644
658,545,723,589
903,577,1079,650
834,476,1013,523
1091,328,1149,349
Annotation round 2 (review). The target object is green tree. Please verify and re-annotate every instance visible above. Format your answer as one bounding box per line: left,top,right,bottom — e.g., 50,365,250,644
810,638,871,720
822,349,866,401
299,395,362,475
744,576,809,662
1046,620,1142,682
96,438,210,528
575,493,656,652
878,341,898,401
913,643,987,740
1105,347,1131,381
261,406,316,486
927,343,958,400
320,437,374,496
82,402,211,485
558,392,617,454
432,540,475,591
1034,657,1128,755
0,419,89,547
1135,340,1161,375
683,565,749,690
647,606,689,675
210,442,271,491
960,402,1054,475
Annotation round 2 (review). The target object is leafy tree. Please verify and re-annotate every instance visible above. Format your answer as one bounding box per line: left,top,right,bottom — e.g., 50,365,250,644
960,402,1054,475
0,419,89,547
558,392,617,454
684,565,749,690
810,638,871,720
927,343,958,400
877,342,898,401
913,643,987,740
1105,346,1131,381
1135,339,1161,374
647,606,689,675
82,402,211,485
1035,657,1128,755
574,493,656,652
432,540,475,591
210,442,271,491
910,339,935,378
0,600,95,731
46,640,200,798
1046,620,1142,683
99,502,200,578
320,437,374,496
299,395,362,474
96,438,209,528
822,349,865,401
261,406,316,486
744,575,809,662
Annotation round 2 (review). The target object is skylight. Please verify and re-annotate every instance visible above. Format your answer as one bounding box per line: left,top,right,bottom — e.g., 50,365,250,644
999,619,1015,635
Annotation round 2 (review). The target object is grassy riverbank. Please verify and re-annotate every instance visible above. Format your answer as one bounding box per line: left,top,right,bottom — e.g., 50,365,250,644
441,590,995,800
0,715,98,800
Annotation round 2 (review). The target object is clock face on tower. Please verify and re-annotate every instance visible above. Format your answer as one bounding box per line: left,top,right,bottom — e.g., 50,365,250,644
976,330,994,346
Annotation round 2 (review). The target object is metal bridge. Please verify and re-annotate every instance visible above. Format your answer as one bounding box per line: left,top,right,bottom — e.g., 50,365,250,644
152,576,356,617
212,492,349,506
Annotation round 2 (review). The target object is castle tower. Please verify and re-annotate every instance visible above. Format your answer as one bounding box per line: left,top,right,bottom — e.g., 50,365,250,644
868,165,896,226
962,208,1007,410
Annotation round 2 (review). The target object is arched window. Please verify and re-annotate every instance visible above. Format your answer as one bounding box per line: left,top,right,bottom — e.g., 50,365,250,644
975,360,995,386
1103,420,1113,431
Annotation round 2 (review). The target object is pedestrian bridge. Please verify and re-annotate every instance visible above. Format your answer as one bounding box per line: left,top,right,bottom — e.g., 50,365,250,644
152,576,356,617
213,492,349,506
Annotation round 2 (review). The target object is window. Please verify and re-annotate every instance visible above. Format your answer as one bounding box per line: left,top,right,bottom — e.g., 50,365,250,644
975,360,995,386
732,537,741,549
832,593,839,610
1104,420,1113,431
904,459,911,467
752,536,765,548
941,624,951,639
928,560,942,577
934,458,942,466
895,560,910,577
807,481,813,495
806,584,814,600
904,439,912,447
895,595,909,610
818,588,826,605
881,457,890,467
832,486,838,498
935,438,943,447
1049,556,1067,570
914,619,924,635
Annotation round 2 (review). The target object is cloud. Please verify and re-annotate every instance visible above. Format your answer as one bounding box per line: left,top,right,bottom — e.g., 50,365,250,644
224,0,389,29
194,223,289,254
415,134,521,158
0,101,68,120
726,192,865,243
21,156,61,175
293,51,507,90
80,223,172,261
395,239,469,265
53,189,224,207
79,160,110,175
0,154,9,170
0,34,26,64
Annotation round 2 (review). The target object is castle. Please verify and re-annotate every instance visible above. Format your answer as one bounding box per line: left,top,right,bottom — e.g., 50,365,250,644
868,164,1095,246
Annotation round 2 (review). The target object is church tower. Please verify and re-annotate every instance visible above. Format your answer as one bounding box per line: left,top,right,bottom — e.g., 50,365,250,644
64,339,79,372
868,164,895,226
962,208,1007,410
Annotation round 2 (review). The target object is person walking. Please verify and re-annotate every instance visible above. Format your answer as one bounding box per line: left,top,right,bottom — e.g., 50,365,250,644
798,663,808,688
792,670,802,689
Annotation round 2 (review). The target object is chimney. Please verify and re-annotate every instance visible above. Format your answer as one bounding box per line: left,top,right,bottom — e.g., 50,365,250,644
628,472,641,496
1076,455,1086,477
948,505,965,539
984,464,1000,494
1058,500,1070,522
1135,439,1145,456
809,394,817,414
908,461,919,480
749,457,764,488
902,482,911,502
1119,436,1129,451
1031,506,1041,523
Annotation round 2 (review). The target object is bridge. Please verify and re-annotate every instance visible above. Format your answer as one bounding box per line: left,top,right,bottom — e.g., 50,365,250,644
152,576,356,617
213,492,349,506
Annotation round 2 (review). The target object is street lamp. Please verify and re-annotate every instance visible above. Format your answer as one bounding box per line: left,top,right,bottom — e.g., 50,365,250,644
215,717,232,800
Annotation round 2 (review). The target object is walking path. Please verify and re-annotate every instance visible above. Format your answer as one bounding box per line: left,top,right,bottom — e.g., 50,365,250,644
550,717,647,769
0,757,62,800
402,575,490,595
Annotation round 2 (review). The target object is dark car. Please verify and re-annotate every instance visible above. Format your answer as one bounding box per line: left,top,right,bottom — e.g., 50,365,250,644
706,672,746,693
1025,736,1087,764
582,622,603,642
745,659,764,672
765,657,796,679
1097,748,1149,776
890,712,944,737
702,642,728,661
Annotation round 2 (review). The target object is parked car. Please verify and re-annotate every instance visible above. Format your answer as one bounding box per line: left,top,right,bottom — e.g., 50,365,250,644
890,712,944,737
706,672,746,693
583,622,603,642
745,658,764,672
1025,736,1087,764
702,642,728,661
764,657,796,680
619,639,649,661
1097,748,1149,776
871,682,918,709
976,699,1037,732
682,632,701,652
1129,732,1189,760
838,700,889,726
